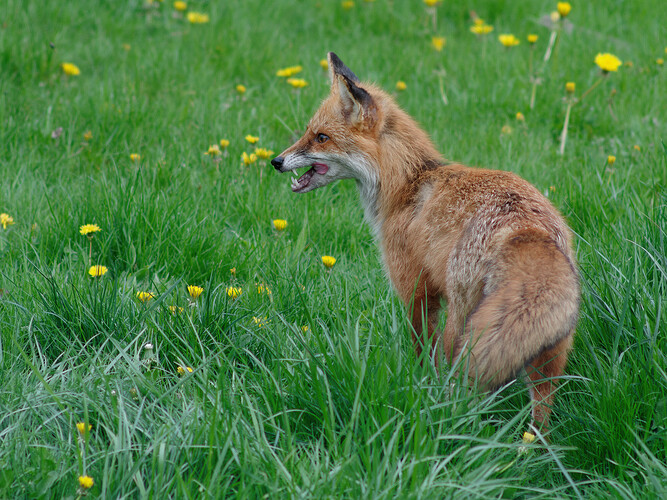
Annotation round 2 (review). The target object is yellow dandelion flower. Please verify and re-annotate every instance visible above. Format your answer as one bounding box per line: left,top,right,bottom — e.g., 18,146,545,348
301,325,309,333
474,18,485,26
245,134,259,144
219,139,230,149
522,432,536,444
205,144,221,156
633,145,641,151
527,34,538,44
515,112,525,122
556,2,572,17
1,213,15,229
242,152,258,165
342,1,354,9
230,267,236,275
79,224,101,236
395,81,407,91
320,59,328,70
470,24,493,35
61,63,80,76
130,153,141,162
272,219,287,231
236,84,246,94
187,285,204,300
177,365,193,375
187,11,209,24
498,34,520,47
657,58,664,66
322,255,337,268
431,36,446,51
276,65,303,78
287,78,308,88
122,43,131,51
173,1,187,11
423,0,440,6
76,422,92,435
227,286,242,298
136,291,154,303
607,155,616,166
169,305,184,314
252,316,266,327
595,53,622,73
254,147,275,160
565,81,576,93
78,476,94,489
83,130,92,141
88,265,108,277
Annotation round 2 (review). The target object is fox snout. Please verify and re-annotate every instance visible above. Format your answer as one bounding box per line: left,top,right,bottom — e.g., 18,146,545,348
271,156,285,170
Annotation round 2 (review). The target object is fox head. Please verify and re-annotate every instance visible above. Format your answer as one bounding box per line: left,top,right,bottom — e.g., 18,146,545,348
272,52,383,194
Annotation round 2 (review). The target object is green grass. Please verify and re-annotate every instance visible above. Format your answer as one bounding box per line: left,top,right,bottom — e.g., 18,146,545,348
1,0,666,497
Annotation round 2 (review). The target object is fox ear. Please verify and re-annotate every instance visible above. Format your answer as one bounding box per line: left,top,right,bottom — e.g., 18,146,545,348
327,52,359,83
327,53,376,129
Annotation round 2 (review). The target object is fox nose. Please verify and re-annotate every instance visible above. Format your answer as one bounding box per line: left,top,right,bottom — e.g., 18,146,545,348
271,156,284,170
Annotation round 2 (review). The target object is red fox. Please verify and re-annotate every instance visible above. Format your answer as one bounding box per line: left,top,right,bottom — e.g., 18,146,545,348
272,52,580,429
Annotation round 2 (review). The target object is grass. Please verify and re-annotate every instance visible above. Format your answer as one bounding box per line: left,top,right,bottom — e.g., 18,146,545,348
1,0,665,497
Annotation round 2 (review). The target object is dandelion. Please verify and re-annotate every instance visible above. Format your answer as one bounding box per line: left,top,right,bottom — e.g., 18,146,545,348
227,286,242,299
80,224,101,236
205,144,221,156
136,291,154,303
301,325,309,333
556,2,572,17
230,267,236,276
173,1,187,11
320,59,328,70
272,219,287,231
431,36,446,51
498,34,520,47
122,43,131,51
276,65,303,77
470,24,493,35
254,148,275,160
595,53,622,73
256,283,271,295
287,78,308,88
252,316,267,327
187,11,210,24
423,0,440,6
169,305,184,314
395,81,407,91
219,139,230,149
88,265,108,277
76,422,92,435
515,112,525,122
177,365,193,375
501,125,513,135
558,81,577,155
633,145,641,152
130,153,141,162
187,285,204,300
607,155,616,166
245,134,259,144
242,152,258,165
236,84,246,94
78,476,94,489
565,82,575,93
1,213,15,229
527,34,538,44
550,11,561,22
342,1,354,9
61,63,80,76
83,130,92,141
523,432,536,443
657,58,664,66
322,255,337,268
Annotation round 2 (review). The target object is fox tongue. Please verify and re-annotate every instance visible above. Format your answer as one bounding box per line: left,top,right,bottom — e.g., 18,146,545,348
313,162,329,175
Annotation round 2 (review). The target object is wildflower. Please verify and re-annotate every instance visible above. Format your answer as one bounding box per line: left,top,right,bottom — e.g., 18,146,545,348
254,147,275,160
187,12,210,24
550,11,561,22
320,59,328,70
242,152,258,165
301,325,309,332
595,53,622,73
187,285,204,300
122,44,131,51
515,112,525,122
236,84,246,94
395,81,407,91
470,24,493,35
527,34,538,44
549,186,556,193
342,1,354,9
177,365,193,375
287,78,308,88
556,2,572,17
276,65,303,77
230,267,236,276
79,224,101,236
169,305,184,314
501,125,513,135
136,291,154,303
76,422,92,435
227,286,242,299
130,153,141,162
624,61,634,68
565,81,575,93
423,0,440,6
431,36,446,51
78,476,94,489
522,432,536,444
272,219,288,231
173,1,187,11
607,155,616,166
322,255,337,268
498,34,520,47
633,145,641,151
83,130,92,141
256,283,271,295
219,139,230,149
88,265,108,277
1,213,15,229
205,144,221,156
61,63,80,76
245,134,259,144
252,316,266,327
657,58,664,66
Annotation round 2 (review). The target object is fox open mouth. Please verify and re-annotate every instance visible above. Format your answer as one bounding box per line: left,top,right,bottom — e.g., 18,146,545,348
290,162,329,192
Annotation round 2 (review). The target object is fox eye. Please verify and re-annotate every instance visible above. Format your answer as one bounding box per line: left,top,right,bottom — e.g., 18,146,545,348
316,133,329,144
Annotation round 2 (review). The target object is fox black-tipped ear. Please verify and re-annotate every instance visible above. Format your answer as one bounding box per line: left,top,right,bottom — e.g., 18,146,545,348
327,52,359,84
336,74,377,129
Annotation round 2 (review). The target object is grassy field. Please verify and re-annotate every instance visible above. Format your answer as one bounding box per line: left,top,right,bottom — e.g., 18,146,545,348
1,0,666,497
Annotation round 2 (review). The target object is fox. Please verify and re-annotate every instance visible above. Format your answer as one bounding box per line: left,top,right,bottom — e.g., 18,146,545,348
272,52,580,429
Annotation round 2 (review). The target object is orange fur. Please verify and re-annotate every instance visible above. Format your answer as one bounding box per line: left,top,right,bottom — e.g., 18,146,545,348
273,53,580,429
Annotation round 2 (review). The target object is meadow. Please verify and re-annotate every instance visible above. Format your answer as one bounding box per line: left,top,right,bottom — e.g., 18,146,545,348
0,0,665,497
